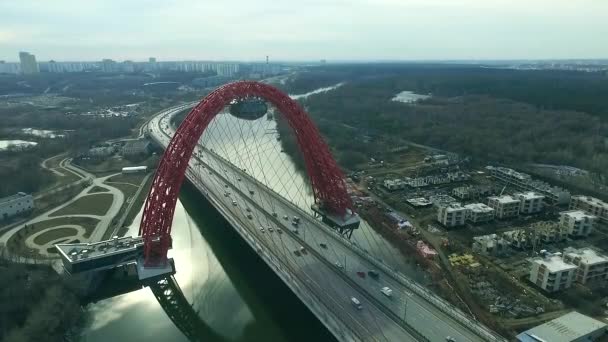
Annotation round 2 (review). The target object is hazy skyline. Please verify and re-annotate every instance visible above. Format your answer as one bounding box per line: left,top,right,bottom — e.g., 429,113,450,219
1,0,607,62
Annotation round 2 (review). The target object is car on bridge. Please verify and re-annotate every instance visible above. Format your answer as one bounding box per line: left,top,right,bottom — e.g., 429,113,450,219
232,200,237,206
247,214,253,219
259,227,265,233
351,297,362,310
381,287,393,297
368,270,380,279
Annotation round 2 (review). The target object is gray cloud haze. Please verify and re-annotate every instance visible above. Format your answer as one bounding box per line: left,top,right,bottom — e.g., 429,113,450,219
1,0,606,61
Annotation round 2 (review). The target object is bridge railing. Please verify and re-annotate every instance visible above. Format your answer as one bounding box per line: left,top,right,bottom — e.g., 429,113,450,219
203,149,505,342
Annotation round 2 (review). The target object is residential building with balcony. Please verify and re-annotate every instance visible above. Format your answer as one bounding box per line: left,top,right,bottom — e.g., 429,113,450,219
464,203,495,223
564,247,608,284
488,195,520,219
529,253,577,292
515,191,544,214
437,203,467,228
569,195,608,223
559,210,597,237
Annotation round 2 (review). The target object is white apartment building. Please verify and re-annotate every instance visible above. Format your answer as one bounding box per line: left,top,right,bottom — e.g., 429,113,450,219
488,195,520,219
464,203,495,223
564,248,608,284
529,253,577,292
437,203,467,228
515,191,544,214
0,192,34,220
570,195,608,222
559,210,597,237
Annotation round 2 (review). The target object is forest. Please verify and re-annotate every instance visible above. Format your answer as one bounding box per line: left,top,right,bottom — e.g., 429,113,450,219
0,255,84,342
282,65,608,174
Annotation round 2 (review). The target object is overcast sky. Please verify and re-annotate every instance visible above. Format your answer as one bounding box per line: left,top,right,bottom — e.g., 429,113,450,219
1,0,606,62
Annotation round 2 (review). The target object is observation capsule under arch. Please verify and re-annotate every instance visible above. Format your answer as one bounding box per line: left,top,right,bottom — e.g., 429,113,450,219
229,97,268,120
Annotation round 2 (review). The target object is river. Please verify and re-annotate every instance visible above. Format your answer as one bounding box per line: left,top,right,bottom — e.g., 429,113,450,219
84,85,429,342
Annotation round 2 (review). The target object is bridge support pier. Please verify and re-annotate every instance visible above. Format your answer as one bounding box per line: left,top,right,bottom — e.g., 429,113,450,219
311,204,361,239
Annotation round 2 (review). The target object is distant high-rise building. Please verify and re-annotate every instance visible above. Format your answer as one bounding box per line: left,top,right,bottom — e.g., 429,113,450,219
101,59,117,73
149,57,156,63
19,51,39,74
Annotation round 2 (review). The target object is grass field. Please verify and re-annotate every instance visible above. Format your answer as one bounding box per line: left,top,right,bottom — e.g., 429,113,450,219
49,193,114,217
33,227,79,245
7,216,98,256
88,186,110,194
107,173,148,186
101,174,150,240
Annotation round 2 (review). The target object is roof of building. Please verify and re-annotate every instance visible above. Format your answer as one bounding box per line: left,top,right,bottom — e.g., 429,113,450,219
464,203,494,213
406,197,432,206
489,195,520,204
531,254,577,273
564,247,608,265
441,203,466,211
516,191,545,200
516,311,607,342
560,210,596,220
488,166,531,180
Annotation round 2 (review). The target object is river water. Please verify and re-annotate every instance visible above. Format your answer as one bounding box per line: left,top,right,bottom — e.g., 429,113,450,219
84,86,430,342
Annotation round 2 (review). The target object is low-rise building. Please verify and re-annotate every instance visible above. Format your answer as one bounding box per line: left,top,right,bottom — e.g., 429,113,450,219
503,229,536,249
487,166,571,204
516,311,607,342
464,203,494,223
87,146,115,158
383,179,408,191
121,139,151,157
472,234,509,256
488,195,520,219
559,210,597,237
564,247,608,284
437,203,467,227
569,195,608,222
529,253,577,292
515,191,544,214
0,192,34,220
405,197,432,208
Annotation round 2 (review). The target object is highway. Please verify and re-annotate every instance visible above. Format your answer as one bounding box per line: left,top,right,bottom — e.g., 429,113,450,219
147,103,506,342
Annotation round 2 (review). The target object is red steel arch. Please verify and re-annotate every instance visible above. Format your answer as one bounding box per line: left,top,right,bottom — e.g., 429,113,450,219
139,81,353,265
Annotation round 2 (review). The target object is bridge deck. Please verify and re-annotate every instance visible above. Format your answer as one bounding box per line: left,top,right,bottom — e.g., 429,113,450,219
148,104,505,342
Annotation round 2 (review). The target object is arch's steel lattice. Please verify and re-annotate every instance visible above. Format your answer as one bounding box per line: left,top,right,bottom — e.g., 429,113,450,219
139,81,354,265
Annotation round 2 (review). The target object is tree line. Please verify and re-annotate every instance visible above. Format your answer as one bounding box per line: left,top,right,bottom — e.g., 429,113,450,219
289,66,608,175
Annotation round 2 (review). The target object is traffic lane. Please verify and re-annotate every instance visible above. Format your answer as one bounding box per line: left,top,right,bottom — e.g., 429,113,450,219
197,159,414,340
196,167,414,341
154,109,496,338
155,112,487,342
204,152,484,342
